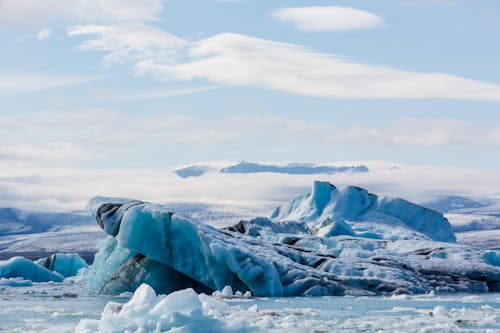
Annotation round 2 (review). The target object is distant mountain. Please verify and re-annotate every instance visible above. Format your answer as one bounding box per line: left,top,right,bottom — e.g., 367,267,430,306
220,162,369,175
175,165,212,178
422,195,488,214
174,161,369,178
0,207,91,237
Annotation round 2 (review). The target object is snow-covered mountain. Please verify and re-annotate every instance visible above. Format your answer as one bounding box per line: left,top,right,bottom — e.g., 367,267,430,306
174,161,369,178
422,195,488,214
0,207,91,237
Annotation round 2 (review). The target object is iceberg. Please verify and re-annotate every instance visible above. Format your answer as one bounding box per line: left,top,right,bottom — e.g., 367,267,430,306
86,182,500,296
75,284,230,333
34,253,88,278
0,256,63,282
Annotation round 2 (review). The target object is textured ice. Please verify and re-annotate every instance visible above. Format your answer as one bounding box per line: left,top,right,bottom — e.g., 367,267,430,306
75,284,500,333
270,181,456,242
75,284,230,333
34,253,88,278
0,256,63,282
86,181,500,297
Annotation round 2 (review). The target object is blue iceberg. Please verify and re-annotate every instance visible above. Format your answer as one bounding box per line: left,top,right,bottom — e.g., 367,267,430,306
86,182,500,296
35,253,89,278
0,256,63,282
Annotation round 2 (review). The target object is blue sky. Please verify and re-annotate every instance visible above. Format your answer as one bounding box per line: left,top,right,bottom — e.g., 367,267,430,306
0,0,500,210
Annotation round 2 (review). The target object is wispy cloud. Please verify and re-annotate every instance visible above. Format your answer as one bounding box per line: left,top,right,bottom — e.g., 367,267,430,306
68,24,186,65
36,27,52,40
0,0,163,26
0,73,98,93
111,85,220,100
70,26,500,101
273,6,384,32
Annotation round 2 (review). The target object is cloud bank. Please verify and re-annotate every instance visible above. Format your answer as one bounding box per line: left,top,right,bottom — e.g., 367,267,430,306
0,161,498,212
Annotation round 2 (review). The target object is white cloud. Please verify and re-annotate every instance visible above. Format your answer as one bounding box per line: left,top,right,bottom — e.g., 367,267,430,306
70,25,500,101
0,73,98,93
0,0,163,26
68,24,186,65
36,27,52,40
273,6,384,31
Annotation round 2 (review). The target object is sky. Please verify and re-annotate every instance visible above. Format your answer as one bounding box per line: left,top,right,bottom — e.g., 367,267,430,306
0,0,499,210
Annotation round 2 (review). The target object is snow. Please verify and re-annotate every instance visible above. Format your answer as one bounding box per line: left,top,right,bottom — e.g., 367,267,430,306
0,256,63,282
86,181,500,297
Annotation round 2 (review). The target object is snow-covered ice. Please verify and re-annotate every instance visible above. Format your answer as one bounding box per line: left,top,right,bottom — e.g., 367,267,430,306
75,283,500,333
86,181,500,297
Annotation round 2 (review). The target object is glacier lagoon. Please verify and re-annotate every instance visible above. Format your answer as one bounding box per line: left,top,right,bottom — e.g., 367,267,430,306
1,181,499,332
0,280,499,332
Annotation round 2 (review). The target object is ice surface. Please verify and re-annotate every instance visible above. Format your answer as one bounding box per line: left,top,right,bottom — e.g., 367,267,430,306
0,278,499,332
0,256,63,282
270,181,456,242
75,284,500,333
34,253,88,277
76,284,227,333
87,181,500,297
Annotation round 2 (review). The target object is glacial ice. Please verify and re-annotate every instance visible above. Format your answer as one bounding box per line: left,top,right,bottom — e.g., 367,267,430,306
34,253,88,278
75,284,231,333
86,181,500,297
75,283,500,333
0,256,63,282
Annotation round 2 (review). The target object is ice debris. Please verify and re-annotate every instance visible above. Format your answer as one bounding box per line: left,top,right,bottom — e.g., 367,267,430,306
75,284,233,333
86,181,500,296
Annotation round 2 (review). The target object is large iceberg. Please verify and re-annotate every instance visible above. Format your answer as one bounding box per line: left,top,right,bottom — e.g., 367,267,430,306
86,182,500,296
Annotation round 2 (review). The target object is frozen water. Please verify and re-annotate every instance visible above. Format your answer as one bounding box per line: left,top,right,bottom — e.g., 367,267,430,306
75,284,500,333
87,181,500,297
270,181,456,242
0,279,498,332
0,256,63,282
35,253,88,277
